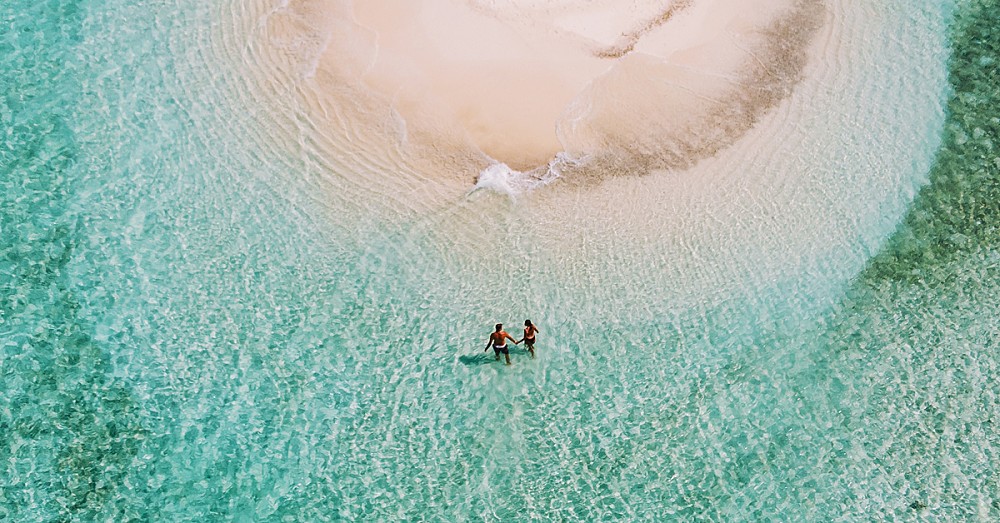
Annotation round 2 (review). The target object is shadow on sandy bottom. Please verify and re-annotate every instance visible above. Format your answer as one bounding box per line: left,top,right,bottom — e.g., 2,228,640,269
458,354,496,366
459,348,535,366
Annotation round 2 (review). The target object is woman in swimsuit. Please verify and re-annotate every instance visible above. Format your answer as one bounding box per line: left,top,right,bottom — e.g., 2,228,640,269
518,319,538,358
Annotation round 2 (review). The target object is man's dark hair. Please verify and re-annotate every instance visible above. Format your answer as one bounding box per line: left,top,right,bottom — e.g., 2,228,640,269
495,323,502,331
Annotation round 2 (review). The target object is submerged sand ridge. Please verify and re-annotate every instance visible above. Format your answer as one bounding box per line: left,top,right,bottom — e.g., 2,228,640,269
269,0,825,182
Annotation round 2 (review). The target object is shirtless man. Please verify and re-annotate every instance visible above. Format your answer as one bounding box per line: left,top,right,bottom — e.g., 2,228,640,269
484,323,518,365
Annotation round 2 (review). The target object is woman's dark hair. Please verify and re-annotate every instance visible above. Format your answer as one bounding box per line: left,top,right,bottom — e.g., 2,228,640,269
524,319,532,327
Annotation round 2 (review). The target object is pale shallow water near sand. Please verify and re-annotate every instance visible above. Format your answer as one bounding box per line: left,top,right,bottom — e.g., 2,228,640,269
2,0,999,520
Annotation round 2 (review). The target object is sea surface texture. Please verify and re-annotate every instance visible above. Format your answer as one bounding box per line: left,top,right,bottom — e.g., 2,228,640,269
2,0,998,520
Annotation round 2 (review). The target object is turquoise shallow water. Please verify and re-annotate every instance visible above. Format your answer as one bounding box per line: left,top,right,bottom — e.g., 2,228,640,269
2,0,999,521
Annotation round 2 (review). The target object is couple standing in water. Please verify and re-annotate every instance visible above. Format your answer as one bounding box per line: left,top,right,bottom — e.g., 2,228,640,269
484,320,539,365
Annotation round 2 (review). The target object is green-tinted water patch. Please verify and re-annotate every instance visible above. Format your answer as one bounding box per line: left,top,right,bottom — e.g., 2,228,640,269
800,0,1000,518
1,0,149,520
866,0,1000,284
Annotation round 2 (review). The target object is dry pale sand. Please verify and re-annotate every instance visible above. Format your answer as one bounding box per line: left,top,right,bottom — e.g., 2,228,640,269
266,0,824,178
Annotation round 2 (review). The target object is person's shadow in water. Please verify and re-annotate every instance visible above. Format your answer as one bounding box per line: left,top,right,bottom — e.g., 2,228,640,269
458,354,496,366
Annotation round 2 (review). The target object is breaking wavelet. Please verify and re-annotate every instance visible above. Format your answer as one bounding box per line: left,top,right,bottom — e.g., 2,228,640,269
263,0,826,185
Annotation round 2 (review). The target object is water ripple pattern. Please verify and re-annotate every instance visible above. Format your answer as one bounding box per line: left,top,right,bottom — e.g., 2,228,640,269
3,0,998,521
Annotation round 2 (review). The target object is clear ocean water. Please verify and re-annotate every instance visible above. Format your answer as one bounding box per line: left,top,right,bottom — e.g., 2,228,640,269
2,0,999,521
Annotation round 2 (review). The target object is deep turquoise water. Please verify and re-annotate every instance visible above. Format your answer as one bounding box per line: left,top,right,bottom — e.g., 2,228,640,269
2,0,998,521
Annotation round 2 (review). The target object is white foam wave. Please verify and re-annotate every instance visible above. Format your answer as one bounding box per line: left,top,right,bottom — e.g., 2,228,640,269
473,162,521,196
473,152,588,196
